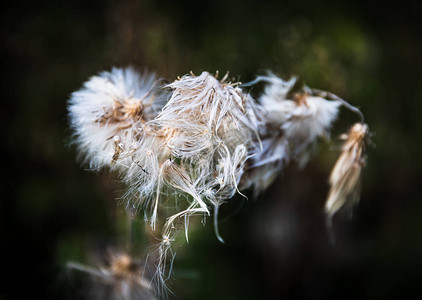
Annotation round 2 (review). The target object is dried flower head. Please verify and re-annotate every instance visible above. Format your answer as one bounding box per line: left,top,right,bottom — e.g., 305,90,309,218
67,251,156,300
68,67,166,171
325,123,369,217
240,73,341,193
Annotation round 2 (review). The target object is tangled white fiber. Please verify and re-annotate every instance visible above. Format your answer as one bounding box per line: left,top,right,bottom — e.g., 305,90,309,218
68,67,369,298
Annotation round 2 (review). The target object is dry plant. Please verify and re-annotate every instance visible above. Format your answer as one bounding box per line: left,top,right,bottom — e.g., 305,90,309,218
68,67,369,299
67,250,156,299
325,123,369,217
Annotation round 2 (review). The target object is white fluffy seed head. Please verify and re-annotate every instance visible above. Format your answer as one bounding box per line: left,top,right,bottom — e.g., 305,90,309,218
240,73,341,194
257,74,340,152
154,71,261,154
325,123,369,217
160,72,254,130
149,71,261,203
68,67,165,171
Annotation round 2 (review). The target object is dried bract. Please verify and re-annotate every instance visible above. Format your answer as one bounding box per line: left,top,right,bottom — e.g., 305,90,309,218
325,123,369,217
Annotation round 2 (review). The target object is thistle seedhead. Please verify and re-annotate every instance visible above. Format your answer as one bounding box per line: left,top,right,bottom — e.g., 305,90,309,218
67,251,156,300
68,67,165,171
240,73,341,194
257,74,341,154
155,71,261,158
325,123,370,217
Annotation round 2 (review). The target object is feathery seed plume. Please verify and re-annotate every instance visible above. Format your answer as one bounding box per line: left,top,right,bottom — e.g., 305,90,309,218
240,73,341,194
68,67,165,171
325,122,369,217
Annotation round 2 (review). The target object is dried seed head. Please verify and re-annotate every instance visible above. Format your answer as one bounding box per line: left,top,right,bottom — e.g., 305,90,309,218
240,73,340,193
67,251,155,300
160,71,260,137
325,123,369,217
68,67,165,171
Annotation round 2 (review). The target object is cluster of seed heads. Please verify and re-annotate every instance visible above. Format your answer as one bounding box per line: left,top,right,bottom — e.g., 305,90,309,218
68,67,369,298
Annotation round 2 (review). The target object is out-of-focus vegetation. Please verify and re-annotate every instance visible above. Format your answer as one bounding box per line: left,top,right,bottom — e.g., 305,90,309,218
2,0,422,299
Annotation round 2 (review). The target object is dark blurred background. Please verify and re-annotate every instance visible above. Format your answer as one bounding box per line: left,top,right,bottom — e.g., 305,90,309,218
2,0,422,299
